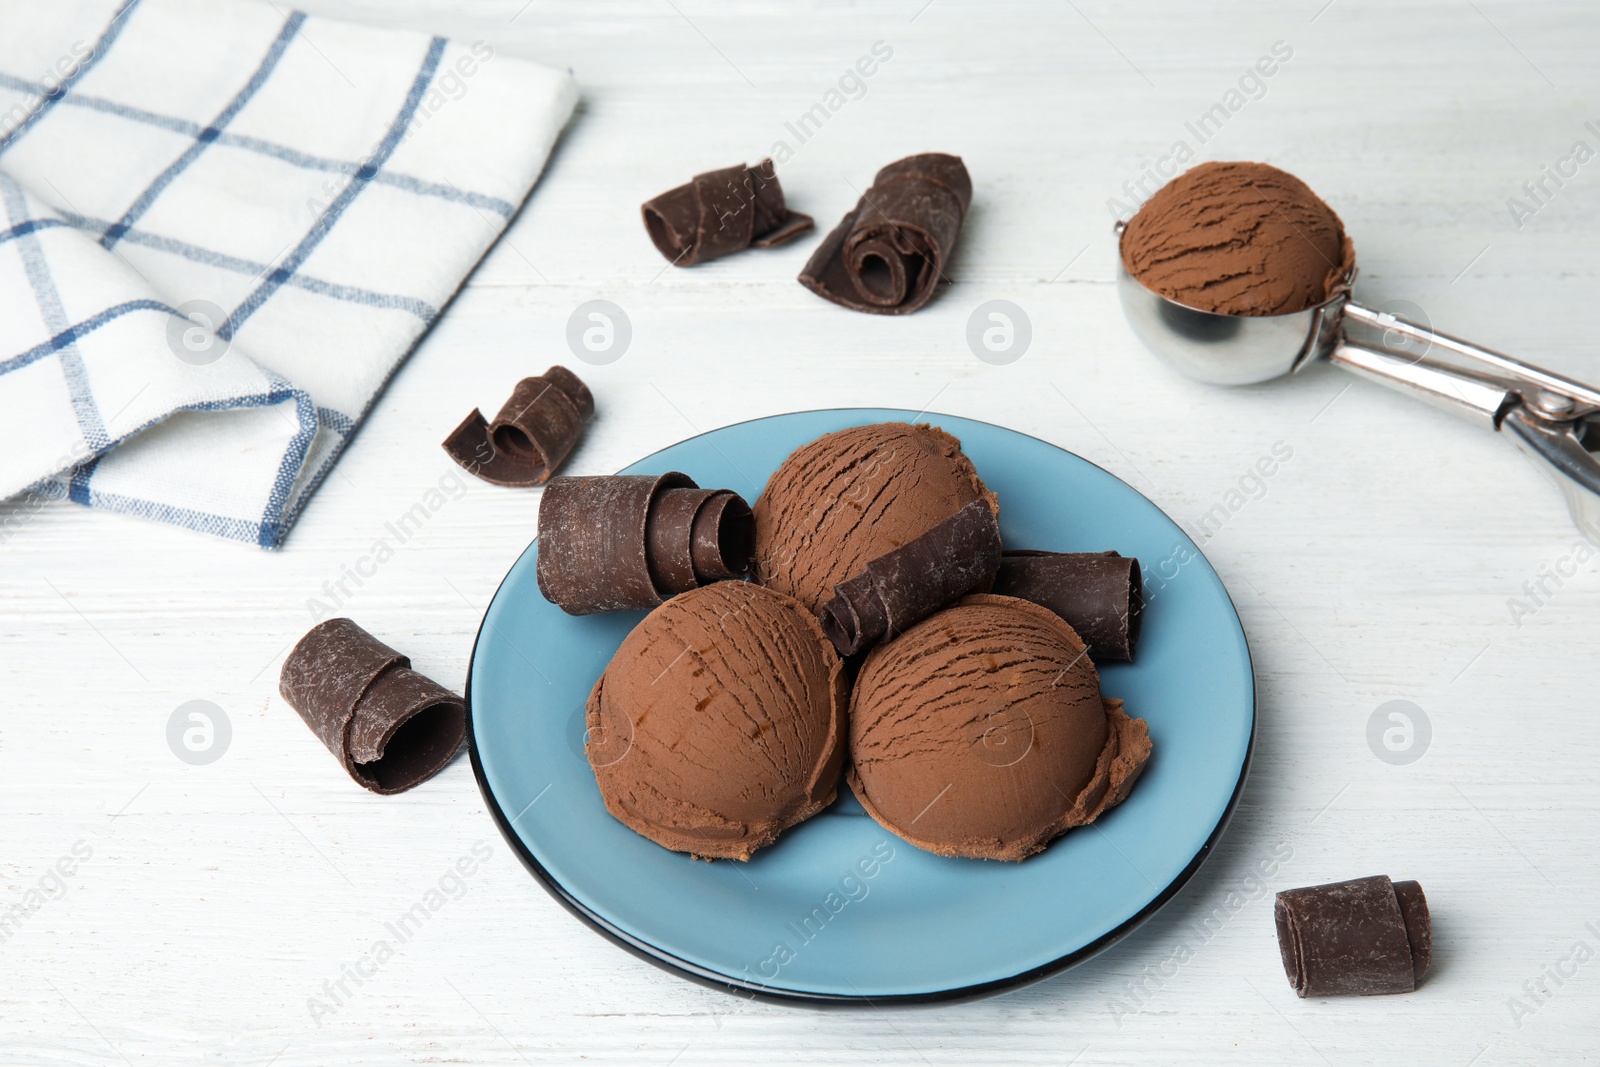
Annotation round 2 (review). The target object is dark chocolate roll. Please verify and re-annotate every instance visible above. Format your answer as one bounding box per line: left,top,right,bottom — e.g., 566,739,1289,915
798,153,972,315
689,490,754,583
818,499,1001,656
990,550,1143,663
642,158,813,267
1275,875,1432,997
279,618,466,795
442,365,593,487
537,473,755,614
645,486,720,597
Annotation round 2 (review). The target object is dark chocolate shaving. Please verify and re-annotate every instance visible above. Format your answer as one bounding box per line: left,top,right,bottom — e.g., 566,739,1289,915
642,158,813,267
537,474,755,615
442,365,594,487
279,618,466,795
798,153,972,315
990,550,1143,663
1275,875,1431,997
689,490,753,583
645,486,717,596
1393,879,1433,984
818,499,1000,656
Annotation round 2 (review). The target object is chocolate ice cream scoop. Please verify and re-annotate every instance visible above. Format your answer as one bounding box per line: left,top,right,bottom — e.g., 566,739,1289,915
1116,162,1600,537
585,581,848,861
1121,161,1354,317
753,422,996,614
847,594,1152,861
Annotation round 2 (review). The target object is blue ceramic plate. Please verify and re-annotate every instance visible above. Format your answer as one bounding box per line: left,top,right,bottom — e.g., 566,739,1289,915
467,409,1254,1003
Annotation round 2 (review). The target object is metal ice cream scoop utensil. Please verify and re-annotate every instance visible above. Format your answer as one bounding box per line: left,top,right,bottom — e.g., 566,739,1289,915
1114,221,1600,538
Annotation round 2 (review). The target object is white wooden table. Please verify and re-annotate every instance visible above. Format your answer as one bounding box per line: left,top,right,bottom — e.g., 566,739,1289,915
5,1,1598,1063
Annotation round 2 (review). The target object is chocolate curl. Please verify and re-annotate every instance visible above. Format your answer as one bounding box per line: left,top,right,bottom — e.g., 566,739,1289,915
537,474,755,615
818,499,1000,656
990,550,1143,663
279,618,466,795
1275,876,1432,997
642,158,814,267
689,490,754,583
442,365,594,487
798,153,972,315
645,488,752,592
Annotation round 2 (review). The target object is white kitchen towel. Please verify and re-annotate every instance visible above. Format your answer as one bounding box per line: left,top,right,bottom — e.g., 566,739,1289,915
0,0,576,546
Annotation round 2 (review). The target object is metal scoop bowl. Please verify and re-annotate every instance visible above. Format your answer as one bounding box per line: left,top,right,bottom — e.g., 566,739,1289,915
1115,220,1600,538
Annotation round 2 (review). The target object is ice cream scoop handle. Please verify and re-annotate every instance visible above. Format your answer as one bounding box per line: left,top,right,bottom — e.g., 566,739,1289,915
1343,302,1600,410
1327,338,1517,428
1504,408,1600,496
1332,304,1600,536
1502,407,1600,538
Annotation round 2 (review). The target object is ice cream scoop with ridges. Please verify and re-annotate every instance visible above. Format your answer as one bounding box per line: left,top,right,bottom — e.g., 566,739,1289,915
848,594,1152,861
1120,160,1354,316
586,581,848,861
753,421,995,615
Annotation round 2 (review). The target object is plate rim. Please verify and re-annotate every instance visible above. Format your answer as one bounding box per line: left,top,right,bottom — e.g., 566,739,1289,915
464,406,1257,1007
